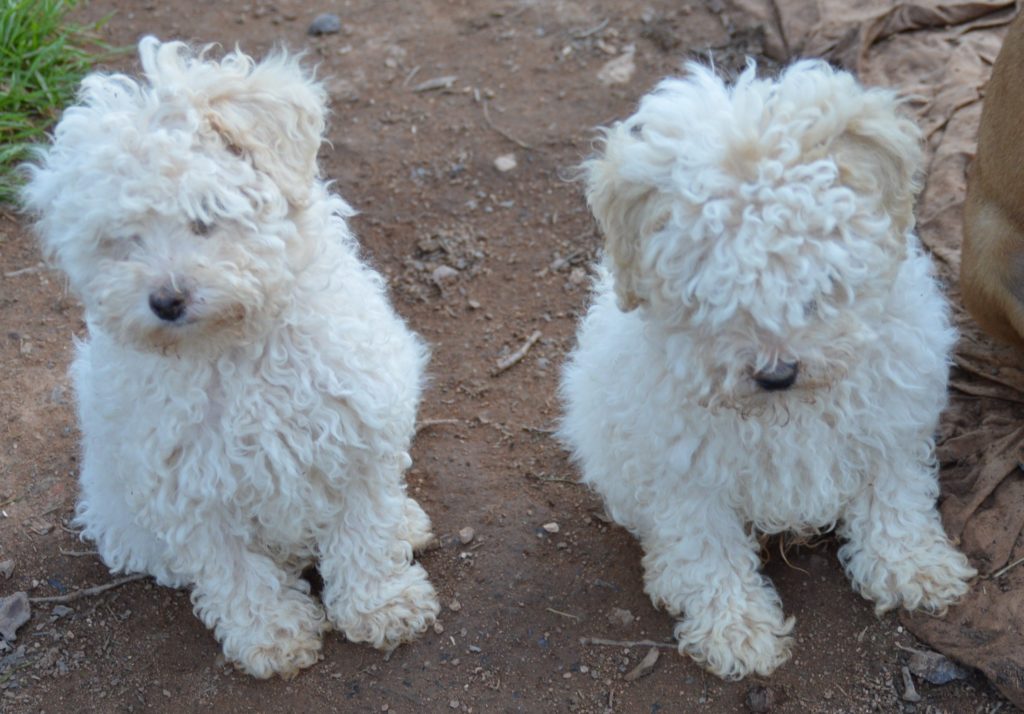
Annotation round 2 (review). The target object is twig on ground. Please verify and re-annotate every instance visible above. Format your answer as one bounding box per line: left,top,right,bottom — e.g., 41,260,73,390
402,65,421,87
4,264,45,278
989,555,1024,580
895,642,929,655
572,18,609,39
492,330,542,376
58,548,99,557
415,418,462,435
579,636,677,650
29,573,146,604
546,607,579,621
623,647,660,682
526,473,580,486
411,75,457,93
482,99,532,150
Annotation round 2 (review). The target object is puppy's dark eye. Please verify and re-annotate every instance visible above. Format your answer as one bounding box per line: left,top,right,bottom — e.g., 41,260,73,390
99,235,140,259
189,219,213,237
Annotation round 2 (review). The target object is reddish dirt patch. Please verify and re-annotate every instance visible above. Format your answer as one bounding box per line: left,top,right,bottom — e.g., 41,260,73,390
0,1,1010,712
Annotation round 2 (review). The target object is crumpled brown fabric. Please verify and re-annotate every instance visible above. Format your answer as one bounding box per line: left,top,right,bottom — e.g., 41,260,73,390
722,0,1024,706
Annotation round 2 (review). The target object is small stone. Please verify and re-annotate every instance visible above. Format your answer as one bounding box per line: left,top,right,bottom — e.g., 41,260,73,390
51,605,74,619
0,592,30,641
493,154,517,172
411,75,457,92
0,560,13,580
328,78,360,103
458,527,475,545
901,665,922,702
907,648,969,685
308,13,342,35
432,265,459,285
597,47,636,85
746,684,777,713
162,689,172,698
541,522,559,534
449,699,460,709
568,267,587,285
448,599,462,612
433,621,445,634
607,608,633,628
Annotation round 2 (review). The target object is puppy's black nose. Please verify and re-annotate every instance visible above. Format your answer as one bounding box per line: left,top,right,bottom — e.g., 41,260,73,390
753,361,799,391
149,287,189,322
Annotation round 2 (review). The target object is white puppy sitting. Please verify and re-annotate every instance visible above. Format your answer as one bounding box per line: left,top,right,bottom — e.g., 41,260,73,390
560,61,975,680
22,38,439,678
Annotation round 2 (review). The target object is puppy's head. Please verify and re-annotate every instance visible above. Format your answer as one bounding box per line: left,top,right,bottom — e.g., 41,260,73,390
583,60,924,403
22,37,339,353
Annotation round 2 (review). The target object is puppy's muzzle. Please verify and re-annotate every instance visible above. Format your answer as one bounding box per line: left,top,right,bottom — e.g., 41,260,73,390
149,286,190,322
753,361,799,391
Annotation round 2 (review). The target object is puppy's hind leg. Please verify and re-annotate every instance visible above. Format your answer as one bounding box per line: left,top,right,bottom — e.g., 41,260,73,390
640,494,794,680
318,462,439,651
838,458,975,614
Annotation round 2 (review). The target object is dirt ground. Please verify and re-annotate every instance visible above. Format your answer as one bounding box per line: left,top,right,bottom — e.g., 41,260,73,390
0,1,1015,712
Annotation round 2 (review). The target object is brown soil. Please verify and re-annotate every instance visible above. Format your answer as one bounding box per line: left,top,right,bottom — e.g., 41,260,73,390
0,1,1012,712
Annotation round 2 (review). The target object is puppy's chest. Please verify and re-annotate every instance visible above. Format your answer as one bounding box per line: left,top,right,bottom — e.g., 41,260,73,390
158,363,363,506
729,433,862,532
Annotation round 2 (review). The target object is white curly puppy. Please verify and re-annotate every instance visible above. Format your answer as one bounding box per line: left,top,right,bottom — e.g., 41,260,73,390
22,37,439,678
560,61,975,680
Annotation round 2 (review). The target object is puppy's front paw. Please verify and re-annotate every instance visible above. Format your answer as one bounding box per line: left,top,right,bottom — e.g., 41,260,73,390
333,564,440,650
845,540,975,615
674,594,794,679
227,594,328,680
909,554,975,613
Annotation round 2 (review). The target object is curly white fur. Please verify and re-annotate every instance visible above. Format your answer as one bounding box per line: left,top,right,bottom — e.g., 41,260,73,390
22,37,439,679
560,61,975,680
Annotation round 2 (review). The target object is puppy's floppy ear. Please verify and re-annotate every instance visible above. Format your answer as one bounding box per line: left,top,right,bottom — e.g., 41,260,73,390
583,125,670,312
829,79,924,237
139,37,327,208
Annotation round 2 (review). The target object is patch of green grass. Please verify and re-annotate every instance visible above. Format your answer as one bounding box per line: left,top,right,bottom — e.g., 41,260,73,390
0,0,114,205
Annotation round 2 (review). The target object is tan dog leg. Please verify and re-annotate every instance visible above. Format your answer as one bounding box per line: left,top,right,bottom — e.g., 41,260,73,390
961,11,1024,349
